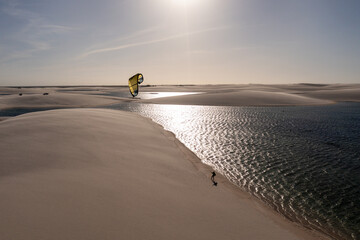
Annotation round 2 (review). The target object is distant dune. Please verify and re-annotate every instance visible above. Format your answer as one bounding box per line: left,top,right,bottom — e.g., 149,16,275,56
0,92,123,109
1,84,359,109
142,90,333,106
140,84,359,106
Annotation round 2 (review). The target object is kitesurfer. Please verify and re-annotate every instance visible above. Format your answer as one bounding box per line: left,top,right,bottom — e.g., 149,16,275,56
211,171,216,181
211,171,217,186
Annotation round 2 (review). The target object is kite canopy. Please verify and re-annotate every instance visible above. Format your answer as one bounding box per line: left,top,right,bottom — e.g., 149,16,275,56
128,73,144,97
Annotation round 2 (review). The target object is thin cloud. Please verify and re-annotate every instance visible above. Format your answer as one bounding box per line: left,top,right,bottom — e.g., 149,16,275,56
0,41,51,64
2,2,74,33
82,25,163,54
80,26,229,58
0,0,73,64
40,24,75,33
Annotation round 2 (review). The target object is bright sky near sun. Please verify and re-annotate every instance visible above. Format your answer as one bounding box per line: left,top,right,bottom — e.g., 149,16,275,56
0,0,359,86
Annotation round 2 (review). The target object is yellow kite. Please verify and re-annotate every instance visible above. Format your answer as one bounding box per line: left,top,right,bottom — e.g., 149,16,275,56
128,73,144,97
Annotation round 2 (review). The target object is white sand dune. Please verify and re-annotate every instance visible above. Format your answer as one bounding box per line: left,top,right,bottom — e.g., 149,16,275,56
0,109,326,240
301,88,360,102
1,84,359,108
0,87,54,94
139,84,360,106
0,92,125,109
141,90,333,106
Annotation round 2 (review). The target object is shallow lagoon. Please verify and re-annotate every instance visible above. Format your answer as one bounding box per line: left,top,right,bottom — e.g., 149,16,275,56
107,102,360,240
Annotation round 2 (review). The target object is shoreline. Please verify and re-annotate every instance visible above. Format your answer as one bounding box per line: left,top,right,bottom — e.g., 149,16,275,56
0,108,330,240
147,115,332,240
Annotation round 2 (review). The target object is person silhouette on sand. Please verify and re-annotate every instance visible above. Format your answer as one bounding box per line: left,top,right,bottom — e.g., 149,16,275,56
211,171,218,186
211,171,216,180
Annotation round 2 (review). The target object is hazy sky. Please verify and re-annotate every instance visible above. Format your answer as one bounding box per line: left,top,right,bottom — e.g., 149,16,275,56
0,0,359,86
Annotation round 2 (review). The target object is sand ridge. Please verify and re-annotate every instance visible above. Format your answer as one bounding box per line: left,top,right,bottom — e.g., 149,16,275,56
0,92,127,110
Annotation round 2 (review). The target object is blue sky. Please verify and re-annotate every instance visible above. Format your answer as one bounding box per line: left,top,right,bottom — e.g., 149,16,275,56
0,0,359,86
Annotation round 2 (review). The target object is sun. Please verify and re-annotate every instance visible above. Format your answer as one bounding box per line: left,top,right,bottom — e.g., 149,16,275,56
171,0,194,7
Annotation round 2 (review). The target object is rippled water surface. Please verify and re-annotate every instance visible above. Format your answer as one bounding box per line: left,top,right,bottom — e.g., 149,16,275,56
108,102,360,240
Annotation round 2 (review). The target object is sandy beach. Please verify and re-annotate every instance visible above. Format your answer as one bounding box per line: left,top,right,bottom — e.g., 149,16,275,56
1,84,358,239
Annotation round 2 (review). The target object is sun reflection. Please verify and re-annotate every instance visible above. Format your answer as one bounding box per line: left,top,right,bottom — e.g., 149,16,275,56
135,104,205,139
138,92,200,99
